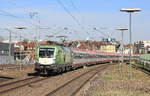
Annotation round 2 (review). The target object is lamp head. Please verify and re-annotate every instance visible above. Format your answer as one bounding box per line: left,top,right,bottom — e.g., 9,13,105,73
116,28,128,31
120,8,141,12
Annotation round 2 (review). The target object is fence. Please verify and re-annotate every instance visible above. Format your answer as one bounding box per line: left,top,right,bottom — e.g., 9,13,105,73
0,55,14,64
0,52,34,70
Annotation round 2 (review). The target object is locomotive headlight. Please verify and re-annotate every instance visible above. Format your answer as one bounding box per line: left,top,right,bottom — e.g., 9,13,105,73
51,59,55,64
38,58,55,65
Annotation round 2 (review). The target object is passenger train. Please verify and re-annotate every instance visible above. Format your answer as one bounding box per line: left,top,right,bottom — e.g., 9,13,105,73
34,44,139,75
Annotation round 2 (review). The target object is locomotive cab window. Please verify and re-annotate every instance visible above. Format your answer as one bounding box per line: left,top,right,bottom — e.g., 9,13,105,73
39,48,55,58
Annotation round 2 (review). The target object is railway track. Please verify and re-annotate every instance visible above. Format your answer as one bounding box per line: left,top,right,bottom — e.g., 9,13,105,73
0,64,19,70
0,76,48,95
45,64,109,96
0,64,34,70
132,64,150,75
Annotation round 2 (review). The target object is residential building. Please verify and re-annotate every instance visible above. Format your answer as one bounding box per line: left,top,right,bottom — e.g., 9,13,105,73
100,44,116,53
134,40,150,54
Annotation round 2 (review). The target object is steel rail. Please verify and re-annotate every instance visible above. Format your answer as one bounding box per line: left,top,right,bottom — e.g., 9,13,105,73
45,64,109,96
71,65,108,96
0,76,48,94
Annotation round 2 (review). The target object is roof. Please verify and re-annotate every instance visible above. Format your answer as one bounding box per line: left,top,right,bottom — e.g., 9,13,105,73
16,41,50,47
16,42,35,47
0,42,14,51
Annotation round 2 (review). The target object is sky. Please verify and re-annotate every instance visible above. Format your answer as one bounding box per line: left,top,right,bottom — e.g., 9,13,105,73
0,0,150,43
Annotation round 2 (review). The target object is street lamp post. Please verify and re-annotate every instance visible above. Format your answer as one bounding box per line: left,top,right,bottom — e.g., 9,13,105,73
116,28,128,72
5,29,12,64
15,27,26,70
120,8,141,79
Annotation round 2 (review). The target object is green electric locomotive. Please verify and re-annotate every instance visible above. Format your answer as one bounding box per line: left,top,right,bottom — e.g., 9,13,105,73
34,44,73,74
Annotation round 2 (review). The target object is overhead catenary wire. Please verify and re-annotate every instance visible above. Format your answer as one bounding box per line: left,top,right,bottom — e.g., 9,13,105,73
1,1,103,42
0,9,19,18
0,28,30,41
7,1,71,41
3,0,84,41
93,27,110,38
56,0,82,41
70,0,80,14
1,0,41,28
69,0,95,38
0,9,39,29
57,0,96,42
70,1,95,40
69,0,85,24
0,9,43,41
57,0,117,42
57,0,82,27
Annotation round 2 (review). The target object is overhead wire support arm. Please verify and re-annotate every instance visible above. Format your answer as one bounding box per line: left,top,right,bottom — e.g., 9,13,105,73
93,27,110,38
